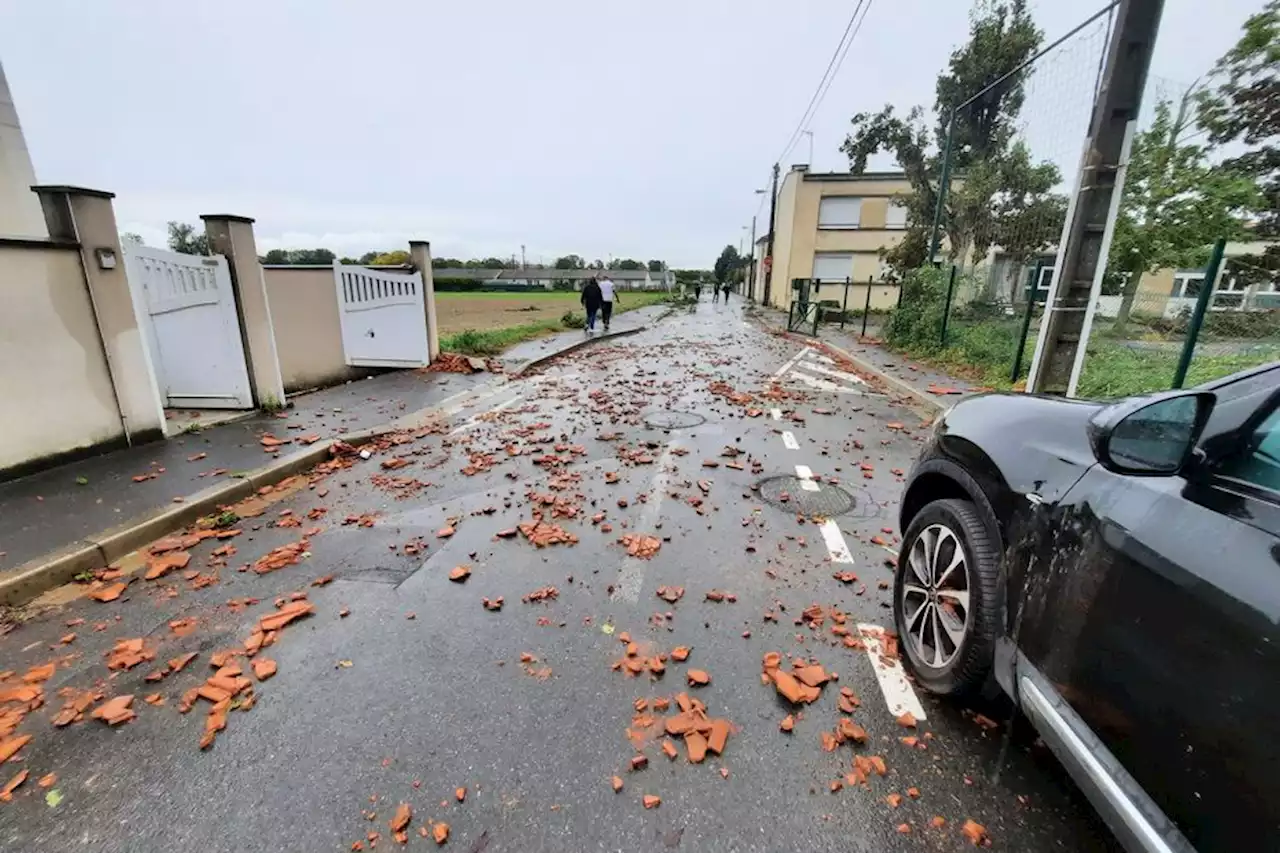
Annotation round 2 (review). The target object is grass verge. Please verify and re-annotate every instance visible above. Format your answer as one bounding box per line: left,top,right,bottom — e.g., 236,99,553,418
439,292,667,356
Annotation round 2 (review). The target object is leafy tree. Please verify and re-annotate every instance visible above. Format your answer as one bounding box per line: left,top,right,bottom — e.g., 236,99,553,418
647,259,666,273
167,221,209,255
1198,0,1280,286
262,248,338,265
120,232,144,246
432,257,466,268
714,245,741,284
588,259,605,270
606,258,644,270
840,0,1051,272
358,251,379,265
1107,93,1260,331
371,250,411,265
262,249,289,264
555,254,586,270
339,256,359,265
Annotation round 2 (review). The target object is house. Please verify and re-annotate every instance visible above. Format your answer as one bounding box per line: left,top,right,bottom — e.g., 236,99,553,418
750,165,913,310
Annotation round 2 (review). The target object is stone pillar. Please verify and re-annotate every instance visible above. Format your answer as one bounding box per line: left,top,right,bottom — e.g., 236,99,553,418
0,61,45,237
201,215,286,407
33,185,166,444
408,240,440,360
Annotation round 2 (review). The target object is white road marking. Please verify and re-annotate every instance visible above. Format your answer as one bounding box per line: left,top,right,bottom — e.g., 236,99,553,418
448,394,523,435
770,408,782,421
788,370,846,393
795,361,868,386
806,352,835,365
442,383,509,417
794,464,821,492
819,520,854,564
610,441,676,603
858,623,928,721
771,347,811,380
781,431,800,450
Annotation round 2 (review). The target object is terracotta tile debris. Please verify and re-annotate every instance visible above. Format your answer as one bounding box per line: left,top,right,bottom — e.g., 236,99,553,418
89,582,128,603
521,586,559,604
145,549,191,580
670,647,690,662
390,802,412,834
662,739,679,760
685,670,710,687
517,520,579,547
22,663,55,683
0,735,32,764
253,537,311,575
432,822,449,844
896,711,917,728
51,688,100,727
619,533,661,559
37,773,56,789
481,597,504,611
629,754,648,771
0,768,28,802
655,586,684,604
611,775,624,792
448,565,472,583
91,694,136,726
106,638,156,671
961,819,988,845
252,658,278,681
780,714,795,732
455,786,466,802
642,794,662,809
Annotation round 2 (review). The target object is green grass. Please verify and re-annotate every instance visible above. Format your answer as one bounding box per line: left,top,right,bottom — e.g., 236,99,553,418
438,292,667,356
436,290,669,302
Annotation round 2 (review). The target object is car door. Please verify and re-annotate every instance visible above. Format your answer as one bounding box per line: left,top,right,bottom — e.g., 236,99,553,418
1010,390,1280,851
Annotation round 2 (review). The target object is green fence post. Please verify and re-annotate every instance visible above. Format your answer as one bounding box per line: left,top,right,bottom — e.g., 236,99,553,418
1172,238,1227,390
840,279,850,331
861,276,874,338
1011,262,1043,385
940,265,958,347
927,110,956,266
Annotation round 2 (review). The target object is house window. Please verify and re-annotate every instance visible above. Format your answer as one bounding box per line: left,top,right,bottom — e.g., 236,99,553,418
818,197,862,229
885,202,908,229
1172,271,1206,298
812,252,854,282
1036,266,1054,293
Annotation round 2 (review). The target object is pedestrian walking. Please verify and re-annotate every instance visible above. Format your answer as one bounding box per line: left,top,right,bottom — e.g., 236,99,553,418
599,274,618,331
712,282,720,304
694,282,702,301
581,275,603,334
722,283,731,303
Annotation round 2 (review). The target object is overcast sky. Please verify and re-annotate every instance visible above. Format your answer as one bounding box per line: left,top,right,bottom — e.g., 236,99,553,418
0,0,1263,267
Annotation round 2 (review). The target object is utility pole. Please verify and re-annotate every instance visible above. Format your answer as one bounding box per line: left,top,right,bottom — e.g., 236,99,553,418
1027,0,1165,395
762,163,780,307
803,130,814,166
520,244,526,270
747,214,758,302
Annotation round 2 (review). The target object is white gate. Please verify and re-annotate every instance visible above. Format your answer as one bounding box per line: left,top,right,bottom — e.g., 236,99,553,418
125,246,253,409
333,263,430,367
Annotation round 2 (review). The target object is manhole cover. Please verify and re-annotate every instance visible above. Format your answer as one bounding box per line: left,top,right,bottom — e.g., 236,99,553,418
644,410,706,429
755,475,857,517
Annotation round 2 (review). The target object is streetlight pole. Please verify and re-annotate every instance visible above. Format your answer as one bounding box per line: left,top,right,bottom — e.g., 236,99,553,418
748,214,758,301
803,130,814,166
763,163,780,307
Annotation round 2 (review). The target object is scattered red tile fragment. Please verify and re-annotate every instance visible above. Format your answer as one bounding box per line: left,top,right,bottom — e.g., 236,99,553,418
252,658,277,681
91,695,136,726
0,769,28,801
89,582,127,602
686,670,710,687
0,735,32,764
432,823,449,844
611,775,624,792
896,711,917,728
642,795,661,809
961,819,988,845
448,565,471,582
389,803,412,834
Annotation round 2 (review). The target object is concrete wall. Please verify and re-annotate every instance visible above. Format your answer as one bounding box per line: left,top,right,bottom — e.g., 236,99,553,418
0,62,45,237
768,167,913,309
262,266,363,393
0,244,123,472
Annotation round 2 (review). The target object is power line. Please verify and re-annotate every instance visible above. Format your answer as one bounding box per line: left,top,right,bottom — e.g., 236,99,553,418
774,0,875,167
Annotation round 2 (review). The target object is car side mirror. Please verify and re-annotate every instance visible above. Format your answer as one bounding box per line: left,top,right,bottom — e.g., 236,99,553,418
1087,391,1216,476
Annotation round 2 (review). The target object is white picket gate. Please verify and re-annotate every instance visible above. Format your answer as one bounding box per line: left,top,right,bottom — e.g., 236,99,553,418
125,245,253,409
333,264,430,367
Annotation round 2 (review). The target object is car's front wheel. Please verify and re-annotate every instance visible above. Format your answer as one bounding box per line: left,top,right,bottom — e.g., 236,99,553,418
893,498,1001,696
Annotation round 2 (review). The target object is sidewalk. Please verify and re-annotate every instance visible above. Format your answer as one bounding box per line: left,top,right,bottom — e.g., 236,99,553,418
500,302,669,374
0,368,489,573
751,304,980,410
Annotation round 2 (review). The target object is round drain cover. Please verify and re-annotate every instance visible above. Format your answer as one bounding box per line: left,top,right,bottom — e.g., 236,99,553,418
644,410,706,429
755,475,858,517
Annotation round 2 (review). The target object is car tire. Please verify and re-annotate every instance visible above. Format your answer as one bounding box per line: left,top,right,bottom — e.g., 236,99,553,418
893,497,1001,697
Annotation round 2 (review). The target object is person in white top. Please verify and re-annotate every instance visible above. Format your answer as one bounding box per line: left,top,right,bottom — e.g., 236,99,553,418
598,275,619,331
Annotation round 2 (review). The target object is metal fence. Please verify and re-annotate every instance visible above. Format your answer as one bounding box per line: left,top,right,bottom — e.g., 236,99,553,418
786,278,901,337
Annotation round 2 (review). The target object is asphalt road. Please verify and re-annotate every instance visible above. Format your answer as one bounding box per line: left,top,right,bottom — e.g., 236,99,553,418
0,297,1120,852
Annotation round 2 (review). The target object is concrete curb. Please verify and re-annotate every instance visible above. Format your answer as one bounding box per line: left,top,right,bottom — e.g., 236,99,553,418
0,434,385,608
508,325,647,378
809,336,945,416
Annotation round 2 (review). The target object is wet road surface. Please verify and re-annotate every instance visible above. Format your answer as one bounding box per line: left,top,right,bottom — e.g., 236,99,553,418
0,298,1120,852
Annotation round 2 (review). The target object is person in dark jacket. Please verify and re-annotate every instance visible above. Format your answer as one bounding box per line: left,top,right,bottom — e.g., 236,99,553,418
581,276,603,334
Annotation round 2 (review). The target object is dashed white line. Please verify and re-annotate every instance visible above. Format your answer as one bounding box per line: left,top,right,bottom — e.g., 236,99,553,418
818,520,854,564
448,394,523,435
610,441,677,603
858,624,928,721
781,431,800,450
793,465,821,491
770,408,783,421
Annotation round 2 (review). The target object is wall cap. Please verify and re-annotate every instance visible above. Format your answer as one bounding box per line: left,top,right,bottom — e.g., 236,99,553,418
199,214,256,224
30,184,115,199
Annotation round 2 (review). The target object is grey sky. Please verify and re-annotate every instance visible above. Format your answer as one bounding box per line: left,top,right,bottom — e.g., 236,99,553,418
0,0,1262,267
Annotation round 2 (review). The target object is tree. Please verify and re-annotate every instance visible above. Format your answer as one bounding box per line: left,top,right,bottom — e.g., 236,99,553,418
554,254,586,270
606,258,644,270
588,259,605,270
432,257,466,268
261,248,337,265
840,0,1053,273
714,245,741,284
371,250,410,265
647,259,666,273
167,221,209,255
1107,93,1260,332
1198,0,1280,286
120,232,144,247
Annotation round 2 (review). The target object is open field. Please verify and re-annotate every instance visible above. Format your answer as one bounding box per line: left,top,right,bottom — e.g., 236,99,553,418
437,290,665,334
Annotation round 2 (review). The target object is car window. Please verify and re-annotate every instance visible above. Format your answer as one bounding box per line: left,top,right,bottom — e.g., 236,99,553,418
1217,407,1280,493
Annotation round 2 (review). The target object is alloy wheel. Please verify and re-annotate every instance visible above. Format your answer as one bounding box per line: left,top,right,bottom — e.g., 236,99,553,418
901,523,971,669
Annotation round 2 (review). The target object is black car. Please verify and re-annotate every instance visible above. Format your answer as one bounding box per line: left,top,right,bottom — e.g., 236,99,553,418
894,362,1280,853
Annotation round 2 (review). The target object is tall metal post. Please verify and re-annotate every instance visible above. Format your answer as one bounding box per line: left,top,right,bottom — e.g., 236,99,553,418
861,276,874,337
926,111,956,266
1011,262,1044,383
1028,0,1165,395
747,214,758,302
762,163,780,307
840,279,850,330
940,265,958,346
1172,239,1225,389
